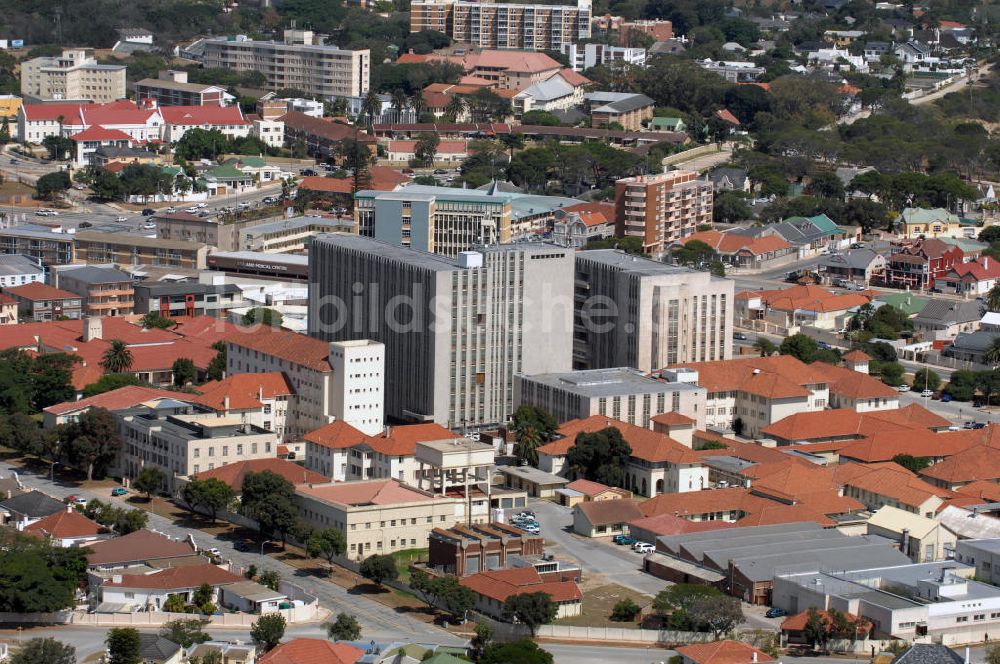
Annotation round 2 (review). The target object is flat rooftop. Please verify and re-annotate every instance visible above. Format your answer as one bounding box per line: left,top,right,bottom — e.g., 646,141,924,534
519,367,703,397
209,251,308,266
417,438,494,453
576,249,705,277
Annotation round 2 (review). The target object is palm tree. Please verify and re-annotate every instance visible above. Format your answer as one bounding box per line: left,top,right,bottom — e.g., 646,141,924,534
101,339,133,373
411,90,427,119
444,95,467,122
986,337,1000,367
390,88,408,123
513,424,543,467
987,283,1000,313
360,90,382,128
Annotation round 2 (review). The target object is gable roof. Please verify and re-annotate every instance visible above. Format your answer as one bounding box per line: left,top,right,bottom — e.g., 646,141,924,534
538,415,700,464
460,566,582,603
258,639,364,664
666,355,830,400
678,640,775,664
139,634,183,661
191,458,327,489
160,105,248,126
224,326,332,372
190,372,294,411
919,444,1000,484
70,125,134,142
565,479,623,497
892,644,965,664
5,282,79,301
834,462,953,509
0,490,67,518
103,563,243,590
303,420,368,450
914,299,983,325
44,385,180,416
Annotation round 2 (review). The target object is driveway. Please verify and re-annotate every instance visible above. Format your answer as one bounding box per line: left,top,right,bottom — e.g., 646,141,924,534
531,500,669,597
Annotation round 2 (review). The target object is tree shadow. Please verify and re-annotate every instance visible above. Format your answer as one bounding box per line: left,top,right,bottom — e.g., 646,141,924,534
349,582,390,595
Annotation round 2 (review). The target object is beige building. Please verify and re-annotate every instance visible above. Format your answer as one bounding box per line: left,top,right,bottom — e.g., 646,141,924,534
412,0,592,50
574,250,734,373
614,171,714,255
202,30,370,100
514,367,706,429
867,505,958,563
156,212,294,253
21,49,126,102
115,403,278,492
74,231,209,270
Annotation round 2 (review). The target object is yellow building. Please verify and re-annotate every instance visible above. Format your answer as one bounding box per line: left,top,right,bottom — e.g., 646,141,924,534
0,95,21,120
899,207,964,239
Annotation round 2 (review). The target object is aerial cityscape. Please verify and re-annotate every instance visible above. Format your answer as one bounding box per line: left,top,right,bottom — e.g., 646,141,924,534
0,0,997,662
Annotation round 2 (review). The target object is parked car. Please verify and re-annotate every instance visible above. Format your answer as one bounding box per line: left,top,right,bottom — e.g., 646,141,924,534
897,384,910,392
301,168,318,176
111,487,128,497
941,393,953,402
116,216,127,222
734,332,748,341
67,495,87,506
205,547,221,557
633,542,655,554
920,389,934,398
141,208,155,216
612,535,636,545
433,169,448,174
765,607,787,618
164,207,177,213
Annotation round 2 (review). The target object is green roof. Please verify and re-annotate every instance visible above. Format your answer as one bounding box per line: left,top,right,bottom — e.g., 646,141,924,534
807,214,838,233
900,207,959,225
422,653,469,664
207,164,251,180
161,166,183,177
651,117,684,128
874,292,930,316
938,237,987,252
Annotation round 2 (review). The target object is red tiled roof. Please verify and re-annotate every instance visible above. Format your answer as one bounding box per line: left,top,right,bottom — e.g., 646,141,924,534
715,109,741,125
576,498,644,525
781,609,867,635
943,257,1000,282
680,231,791,256
70,125,133,142
5,282,78,301
667,355,830,400
539,415,700,464
191,372,294,411
627,512,733,536
565,479,623,497
24,509,103,539
160,105,248,126
298,479,433,506
86,529,196,566
555,68,592,87
224,326,332,372
834,462,953,509
259,639,364,664
303,420,368,450
460,566,582,604
760,408,917,443
278,111,374,143
21,103,87,122
44,385,180,416
919,444,1000,484
747,284,872,314
954,480,1000,503
842,350,871,362
367,423,455,456
678,640,774,664
838,428,978,463
192,458,327,489
650,411,695,426
298,175,352,195
103,563,243,590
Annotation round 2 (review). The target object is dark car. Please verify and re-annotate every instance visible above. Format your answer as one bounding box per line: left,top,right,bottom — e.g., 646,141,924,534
234,541,251,552
301,168,318,176
734,332,748,341
765,608,787,618
141,208,155,216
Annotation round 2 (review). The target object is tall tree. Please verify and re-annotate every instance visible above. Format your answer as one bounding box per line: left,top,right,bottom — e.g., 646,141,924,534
566,427,632,488
159,617,211,648
988,284,1000,313
326,612,361,641
10,637,76,664
64,407,122,480
240,471,300,545
413,133,440,167
242,307,283,328
306,528,346,568
106,628,142,664
206,341,226,382
101,339,134,373
172,358,197,386
480,640,553,664
182,477,236,524
132,466,166,501
360,90,383,127
502,592,558,636
444,95,467,122
359,554,398,587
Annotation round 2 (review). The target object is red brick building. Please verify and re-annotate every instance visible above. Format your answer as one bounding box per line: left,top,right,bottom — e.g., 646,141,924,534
885,238,964,290
428,522,543,576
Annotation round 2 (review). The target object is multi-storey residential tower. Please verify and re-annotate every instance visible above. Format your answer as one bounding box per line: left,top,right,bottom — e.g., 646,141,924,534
614,171,714,255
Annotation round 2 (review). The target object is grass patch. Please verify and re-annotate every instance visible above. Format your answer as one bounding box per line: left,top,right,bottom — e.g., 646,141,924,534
391,547,428,583
555,583,651,628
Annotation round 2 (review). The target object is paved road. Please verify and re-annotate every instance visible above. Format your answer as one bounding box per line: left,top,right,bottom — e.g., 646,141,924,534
0,459,459,646
911,63,992,107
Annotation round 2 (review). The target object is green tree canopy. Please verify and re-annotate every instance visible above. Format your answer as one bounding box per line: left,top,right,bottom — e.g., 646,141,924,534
359,554,398,587
172,358,197,387
250,613,286,653
10,637,76,664
566,427,633,489
242,307,283,328
82,374,148,398
106,628,142,664
160,617,211,648
480,639,553,664
64,407,122,480
35,171,72,200
892,454,932,473
132,466,166,500
240,471,300,545
183,477,236,524
306,528,347,566
502,592,558,636
326,612,362,641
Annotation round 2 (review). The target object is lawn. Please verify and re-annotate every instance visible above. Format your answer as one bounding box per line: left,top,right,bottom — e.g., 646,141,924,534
555,583,651,628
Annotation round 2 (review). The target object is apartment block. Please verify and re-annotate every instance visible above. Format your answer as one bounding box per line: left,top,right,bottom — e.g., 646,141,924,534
73,232,209,270
4,282,82,322
514,367,706,428
0,226,75,266
21,49,126,103
411,0,592,50
134,70,227,107
561,43,646,72
115,402,278,492
0,254,44,289
202,30,370,99
308,235,575,429
615,171,714,255
55,266,134,317
573,250,733,373
225,327,385,438
354,187,512,257
133,282,245,319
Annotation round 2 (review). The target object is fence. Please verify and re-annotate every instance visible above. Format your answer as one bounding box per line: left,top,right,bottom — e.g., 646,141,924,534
661,143,721,167
0,611,73,625
71,603,325,627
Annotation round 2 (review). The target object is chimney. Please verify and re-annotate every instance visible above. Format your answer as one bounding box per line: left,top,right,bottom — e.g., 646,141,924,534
753,653,758,663
223,395,230,411
82,316,102,342
258,386,263,403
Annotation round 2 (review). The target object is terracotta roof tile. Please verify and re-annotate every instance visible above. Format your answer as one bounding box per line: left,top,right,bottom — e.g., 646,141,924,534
86,529,196,566
192,458,327,489
813,363,900,399
761,408,916,443
160,105,248,126
190,372,294,411
666,355,830,400
298,479,433,506
838,429,978,463
24,509,104,539
919,444,1000,484
303,420,368,450
955,480,1000,503
678,640,775,664
44,385,179,416
781,609,866,635
565,479,623,497
627,512,733,536
259,640,364,664
576,499,644,526
103,563,243,590
224,327,332,372
539,416,699,464
5,282,79,300
842,350,871,362
834,462,953,509
460,567,582,603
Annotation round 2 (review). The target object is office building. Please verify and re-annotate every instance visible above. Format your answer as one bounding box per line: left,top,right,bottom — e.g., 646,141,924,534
133,282,245,319
225,326,385,437
573,250,733,372
202,30,370,99
239,216,353,254
615,171,714,254
55,265,134,317
156,211,290,253
411,0,592,51
0,254,44,289
514,367,706,428
308,235,575,429
115,401,278,491
354,187,512,256
20,49,126,103
134,70,227,107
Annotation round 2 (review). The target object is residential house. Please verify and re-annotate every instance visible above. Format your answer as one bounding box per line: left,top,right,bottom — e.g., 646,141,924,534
459,567,583,619
707,167,751,193
885,238,964,290
820,248,886,285
937,256,1000,297
558,478,632,508
899,207,964,238
537,416,709,497
257,640,363,664
0,490,70,529
0,254,45,289
85,529,201,572
5,282,83,321
513,72,584,115
678,641,775,664
866,505,958,561
675,231,795,271
913,299,983,341
572,498,644,537
137,635,184,664
736,284,871,332
944,330,1000,366
23,507,108,547
551,202,615,247
98,563,245,611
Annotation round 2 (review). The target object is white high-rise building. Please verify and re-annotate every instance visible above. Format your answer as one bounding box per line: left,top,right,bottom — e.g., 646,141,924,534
329,340,385,436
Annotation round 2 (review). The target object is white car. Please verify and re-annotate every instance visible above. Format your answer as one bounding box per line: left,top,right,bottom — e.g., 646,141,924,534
897,384,911,392
116,216,127,222
205,547,221,557
633,542,655,554
921,389,934,398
